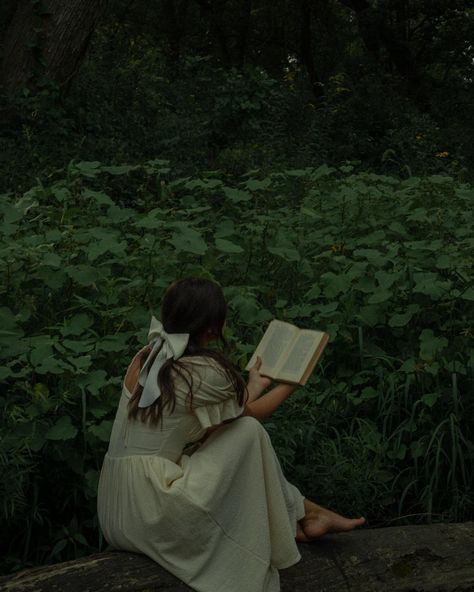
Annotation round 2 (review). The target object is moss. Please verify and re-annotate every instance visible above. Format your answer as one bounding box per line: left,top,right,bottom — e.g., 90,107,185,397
391,559,414,578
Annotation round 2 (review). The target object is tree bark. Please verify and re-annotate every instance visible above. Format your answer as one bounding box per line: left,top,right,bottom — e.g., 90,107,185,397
163,0,190,66
297,0,324,99
338,0,417,81
1,0,108,95
194,0,232,66
1,522,474,591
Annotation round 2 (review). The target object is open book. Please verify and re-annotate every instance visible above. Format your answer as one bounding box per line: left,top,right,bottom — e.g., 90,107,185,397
245,320,329,385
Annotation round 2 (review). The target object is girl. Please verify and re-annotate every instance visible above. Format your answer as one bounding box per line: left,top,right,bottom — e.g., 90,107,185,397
97,277,364,592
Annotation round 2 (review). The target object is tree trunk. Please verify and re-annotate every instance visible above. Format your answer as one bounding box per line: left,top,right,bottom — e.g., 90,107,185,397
1,0,108,96
194,0,232,66
338,0,417,80
163,0,190,67
297,0,324,99
1,522,474,591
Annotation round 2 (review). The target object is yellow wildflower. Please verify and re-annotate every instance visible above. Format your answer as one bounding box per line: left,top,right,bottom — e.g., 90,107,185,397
435,151,449,158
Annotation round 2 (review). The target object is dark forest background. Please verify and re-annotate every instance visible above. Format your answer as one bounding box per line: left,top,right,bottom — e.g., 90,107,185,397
1,0,474,189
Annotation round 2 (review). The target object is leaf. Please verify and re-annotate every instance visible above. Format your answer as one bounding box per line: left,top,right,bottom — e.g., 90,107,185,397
353,248,387,266
284,169,309,177
73,161,102,178
52,187,71,202
42,253,62,267
30,343,54,367
46,416,78,441
215,238,244,253
435,254,452,269
62,339,94,353
374,271,397,290
88,420,113,442
360,387,378,400
267,246,300,262
64,265,101,287
310,164,336,180
68,355,92,372
82,188,114,206
77,369,109,395
214,220,236,238
222,187,252,203
421,392,441,408
367,290,392,304
101,165,139,175
304,284,322,301
413,272,452,299
419,329,448,361
49,539,67,558
60,314,94,337
244,178,271,191
400,358,416,373
97,335,129,352
388,304,420,327
321,272,351,297
460,287,474,301
169,228,208,255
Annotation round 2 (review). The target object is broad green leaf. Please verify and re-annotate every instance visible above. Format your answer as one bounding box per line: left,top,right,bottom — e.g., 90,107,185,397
360,387,378,399
88,420,113,442
388,304,420,327
64,265,101,286
215,220,236,237
82,188,114,206
321,272,351,297
222,187,252,203
169,228,208,255
460,287,474,301
368,290,392,304
419,329,448,361
267,245,300,262
77,369,109,395
41,253,62,267
60,314,94,337
46,416,78,441
73,161,102,178
244,178,271,191
215,238,244,253
421,392,441,407
101,165,139,175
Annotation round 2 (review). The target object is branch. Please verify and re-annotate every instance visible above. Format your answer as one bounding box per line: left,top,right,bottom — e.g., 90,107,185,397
1,523,474,591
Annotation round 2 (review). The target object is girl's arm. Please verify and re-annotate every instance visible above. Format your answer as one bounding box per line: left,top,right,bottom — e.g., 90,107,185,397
243,356,298,421
201,358,297,439
242,383,297,421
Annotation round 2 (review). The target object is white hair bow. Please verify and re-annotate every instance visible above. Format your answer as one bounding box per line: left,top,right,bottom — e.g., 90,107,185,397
137,316,189,408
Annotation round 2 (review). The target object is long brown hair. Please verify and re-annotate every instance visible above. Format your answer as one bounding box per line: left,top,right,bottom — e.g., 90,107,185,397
127,277,247,426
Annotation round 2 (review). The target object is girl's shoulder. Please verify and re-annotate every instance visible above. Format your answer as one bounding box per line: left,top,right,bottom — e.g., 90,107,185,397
177,355,231,386
179,354,226,372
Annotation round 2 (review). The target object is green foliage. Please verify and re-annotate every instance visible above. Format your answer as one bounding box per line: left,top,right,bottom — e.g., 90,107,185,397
2,23,473,194
0,162,473,573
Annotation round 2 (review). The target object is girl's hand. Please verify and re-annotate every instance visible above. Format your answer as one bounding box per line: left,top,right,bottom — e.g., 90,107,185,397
247,356,273,400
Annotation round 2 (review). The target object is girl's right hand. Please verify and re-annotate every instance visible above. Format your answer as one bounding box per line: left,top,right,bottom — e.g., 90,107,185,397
247,356,273,400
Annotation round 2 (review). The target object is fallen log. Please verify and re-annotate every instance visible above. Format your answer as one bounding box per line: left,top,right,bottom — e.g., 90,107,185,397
1,522,473,592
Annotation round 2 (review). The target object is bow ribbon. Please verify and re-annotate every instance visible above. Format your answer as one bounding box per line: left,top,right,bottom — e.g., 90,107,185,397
137,316,189,408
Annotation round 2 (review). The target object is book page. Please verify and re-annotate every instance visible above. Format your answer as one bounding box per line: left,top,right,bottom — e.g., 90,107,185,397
245,320,296,376
277,330,324,382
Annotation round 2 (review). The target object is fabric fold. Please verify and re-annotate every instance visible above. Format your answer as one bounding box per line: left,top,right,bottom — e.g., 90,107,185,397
193,398,244,430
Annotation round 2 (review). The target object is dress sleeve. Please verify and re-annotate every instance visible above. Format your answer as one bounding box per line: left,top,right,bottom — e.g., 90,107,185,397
178,356,244,429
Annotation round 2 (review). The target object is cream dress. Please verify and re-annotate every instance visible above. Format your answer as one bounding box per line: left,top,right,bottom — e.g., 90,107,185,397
97,354,305,592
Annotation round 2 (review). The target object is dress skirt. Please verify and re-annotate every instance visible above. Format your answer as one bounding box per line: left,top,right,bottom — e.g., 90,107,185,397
98,416,305,592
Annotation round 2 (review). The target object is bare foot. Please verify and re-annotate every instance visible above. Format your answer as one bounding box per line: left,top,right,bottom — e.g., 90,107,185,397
295,522,311,542
299,499,366,540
